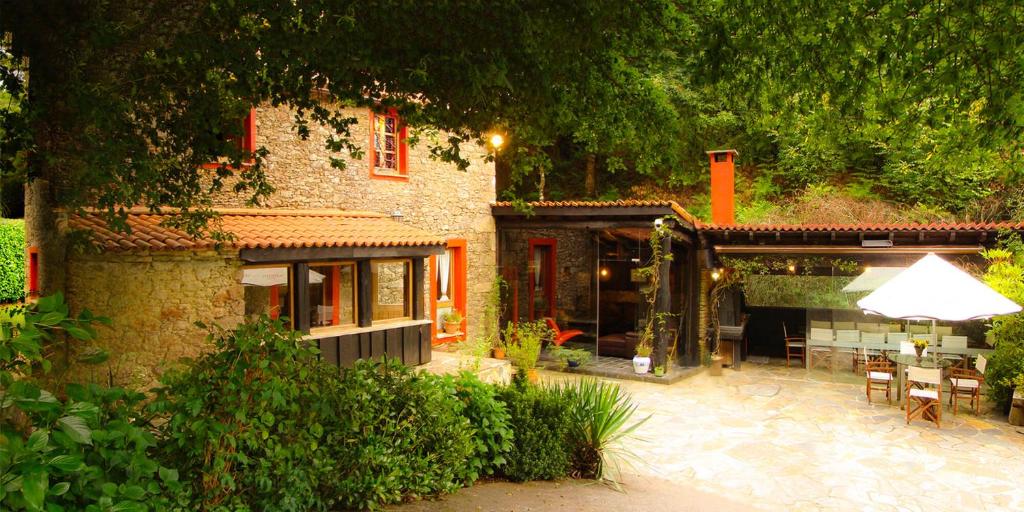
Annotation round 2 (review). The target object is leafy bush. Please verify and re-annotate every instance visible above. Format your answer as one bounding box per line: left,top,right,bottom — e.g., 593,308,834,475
0,218,24,303
494,378,571,481
550,378,647,481
503,320,550,371
451,371,513,480
323,359,476,510
2,294,183,511
982,236,1024,410
151,318,345,511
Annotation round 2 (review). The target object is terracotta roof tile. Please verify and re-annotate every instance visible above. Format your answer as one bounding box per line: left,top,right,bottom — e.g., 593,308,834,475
69,208,446,252
492,200,698,225
700,221,1024,232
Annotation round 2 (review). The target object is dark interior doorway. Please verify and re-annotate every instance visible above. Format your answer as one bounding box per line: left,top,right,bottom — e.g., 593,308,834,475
745,307,806,359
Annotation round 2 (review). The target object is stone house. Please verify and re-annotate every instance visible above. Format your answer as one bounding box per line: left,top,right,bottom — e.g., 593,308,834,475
33,104,497,384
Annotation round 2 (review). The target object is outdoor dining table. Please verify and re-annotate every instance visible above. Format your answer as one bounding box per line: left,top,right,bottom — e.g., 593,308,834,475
886,353,955,407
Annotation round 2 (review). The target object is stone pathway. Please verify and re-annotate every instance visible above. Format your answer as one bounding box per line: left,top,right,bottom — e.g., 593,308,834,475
536,362,1024,511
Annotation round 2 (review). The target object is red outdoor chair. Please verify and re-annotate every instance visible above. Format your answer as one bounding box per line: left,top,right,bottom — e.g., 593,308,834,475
544,317,584,346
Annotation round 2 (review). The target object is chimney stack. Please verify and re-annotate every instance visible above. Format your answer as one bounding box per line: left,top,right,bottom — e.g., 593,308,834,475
706,149,738,225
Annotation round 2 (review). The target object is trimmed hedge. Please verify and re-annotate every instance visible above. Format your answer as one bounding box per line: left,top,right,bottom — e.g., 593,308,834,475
0,218,25,303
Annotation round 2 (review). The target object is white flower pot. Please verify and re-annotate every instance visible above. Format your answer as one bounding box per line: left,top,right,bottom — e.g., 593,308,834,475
633,356,651,375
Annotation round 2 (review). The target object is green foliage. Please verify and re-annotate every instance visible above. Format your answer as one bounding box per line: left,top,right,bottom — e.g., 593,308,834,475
1,295,181,512
0,218,24,303
494,381,571,482
323,360,476,510
0,1,685,236
150,318,343,511
451,372,514,481
981,234,1024,409
549,379,648,481
503,320,550,371
547,345,592,369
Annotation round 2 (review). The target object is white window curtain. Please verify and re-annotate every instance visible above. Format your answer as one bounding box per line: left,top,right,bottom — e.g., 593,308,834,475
438,249,451,302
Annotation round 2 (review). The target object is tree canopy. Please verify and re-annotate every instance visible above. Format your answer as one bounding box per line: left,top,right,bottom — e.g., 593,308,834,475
0,0,682,233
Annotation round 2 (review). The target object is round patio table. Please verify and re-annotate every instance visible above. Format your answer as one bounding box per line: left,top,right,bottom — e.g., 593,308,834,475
886,353,954,407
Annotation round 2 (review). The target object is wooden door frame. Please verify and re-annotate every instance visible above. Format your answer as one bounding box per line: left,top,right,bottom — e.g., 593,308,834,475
430,239,468,344
527,238,557,321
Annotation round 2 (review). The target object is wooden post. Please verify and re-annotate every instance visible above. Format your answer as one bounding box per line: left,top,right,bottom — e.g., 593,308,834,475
294,262,311,332
357,260,373,327
412,258,425,320
653,226,672,369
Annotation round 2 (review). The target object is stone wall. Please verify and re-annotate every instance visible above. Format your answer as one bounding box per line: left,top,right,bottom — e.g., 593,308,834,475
65,250,243,386
214,105,497,340
498,227,595,323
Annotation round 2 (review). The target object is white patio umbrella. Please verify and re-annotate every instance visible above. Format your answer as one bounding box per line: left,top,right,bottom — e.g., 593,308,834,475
841,266,906,293
857,253,1021,321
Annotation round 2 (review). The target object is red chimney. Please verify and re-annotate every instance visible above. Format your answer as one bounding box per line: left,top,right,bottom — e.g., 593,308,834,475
707,149,738,225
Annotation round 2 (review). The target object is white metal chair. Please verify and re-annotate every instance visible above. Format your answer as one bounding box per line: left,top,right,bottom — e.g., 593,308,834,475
808,328,834,370
949,354,987,415
906,366,942,428
782,323,805,368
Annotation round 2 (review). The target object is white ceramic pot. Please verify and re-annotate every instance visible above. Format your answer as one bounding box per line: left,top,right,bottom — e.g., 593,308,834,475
632,355,652,375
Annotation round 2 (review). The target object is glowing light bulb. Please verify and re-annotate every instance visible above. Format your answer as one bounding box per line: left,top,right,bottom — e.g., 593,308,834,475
489,133,505,149
600,267,609,278
711,270,721,281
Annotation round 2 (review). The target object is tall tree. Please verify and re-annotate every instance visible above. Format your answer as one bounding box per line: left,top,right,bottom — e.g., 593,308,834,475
0,0,683,294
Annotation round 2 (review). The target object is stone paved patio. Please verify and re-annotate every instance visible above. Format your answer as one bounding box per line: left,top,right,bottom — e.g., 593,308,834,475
538,361,1024,512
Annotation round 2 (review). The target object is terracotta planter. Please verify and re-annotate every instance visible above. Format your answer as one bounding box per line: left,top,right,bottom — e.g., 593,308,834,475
526,368,539,383
492,347,506,359
710,356,724,376
443,322,460,334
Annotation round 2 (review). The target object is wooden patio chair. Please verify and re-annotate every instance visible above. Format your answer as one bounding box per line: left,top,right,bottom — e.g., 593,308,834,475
906,366,942,428
949,354,987,415
543,317,584,347
863,353,895,405
782,323,805,368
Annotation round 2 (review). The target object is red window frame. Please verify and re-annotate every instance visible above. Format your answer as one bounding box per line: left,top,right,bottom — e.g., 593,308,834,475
430,239,468,344
527,238,557,321
202,107,256,169
369,109,409,181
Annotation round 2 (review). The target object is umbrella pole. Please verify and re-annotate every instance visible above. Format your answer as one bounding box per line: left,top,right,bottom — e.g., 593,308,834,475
932,319,938,363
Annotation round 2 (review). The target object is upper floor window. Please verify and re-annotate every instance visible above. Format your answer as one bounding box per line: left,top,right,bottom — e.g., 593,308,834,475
369,109,408,179
203,108,256,169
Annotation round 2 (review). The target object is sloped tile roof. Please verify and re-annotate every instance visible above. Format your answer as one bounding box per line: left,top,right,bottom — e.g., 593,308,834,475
69,208,446,252
492,200,698,225
699,221,1024,232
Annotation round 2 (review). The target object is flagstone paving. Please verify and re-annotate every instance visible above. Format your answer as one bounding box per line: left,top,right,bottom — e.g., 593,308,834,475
538,361,1024,512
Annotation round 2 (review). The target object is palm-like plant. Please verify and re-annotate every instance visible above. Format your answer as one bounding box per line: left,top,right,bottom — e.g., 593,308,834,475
552,378,648,482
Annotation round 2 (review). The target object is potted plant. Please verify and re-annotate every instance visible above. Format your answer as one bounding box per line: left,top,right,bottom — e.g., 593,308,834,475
548,345,592,369
633,343,652,374
492,338,507,360
504,320,549,383
912,337,929,359
442,309,463,335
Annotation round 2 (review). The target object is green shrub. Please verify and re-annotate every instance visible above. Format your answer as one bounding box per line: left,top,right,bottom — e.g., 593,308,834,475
550,378,647,481
1,294,183,511
982,237,1024,410
324,359,476,510
0,218,25,303
451,371,513,480
494,378,571,481
150,318,343,511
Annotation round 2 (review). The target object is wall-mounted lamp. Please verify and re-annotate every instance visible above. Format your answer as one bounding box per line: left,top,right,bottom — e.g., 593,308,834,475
711,269,722,281
390,210,404,221
654,218,664,227
489,133,505,150
599,267,610,278
787,263,796,273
